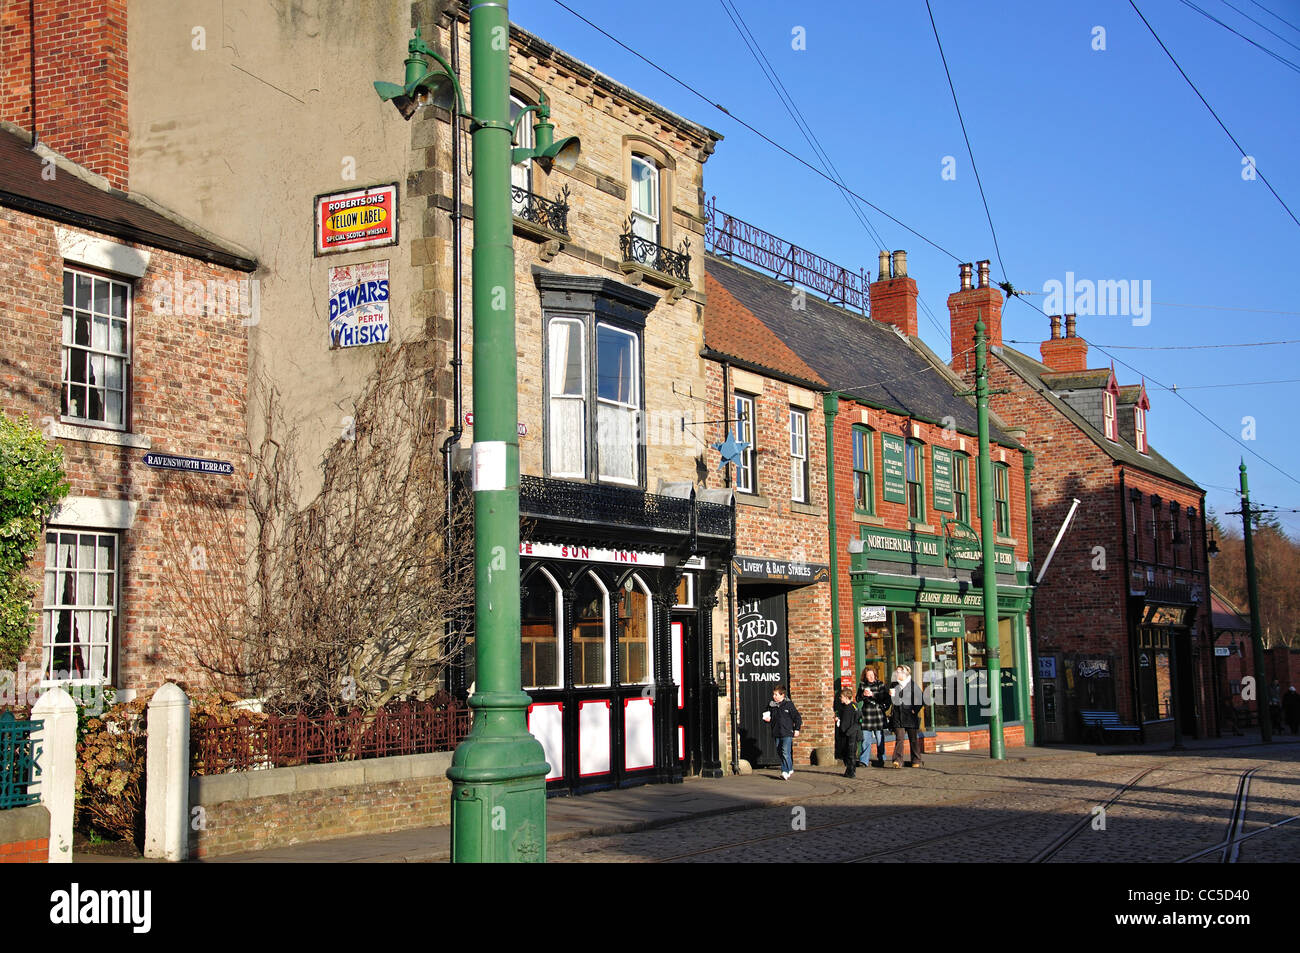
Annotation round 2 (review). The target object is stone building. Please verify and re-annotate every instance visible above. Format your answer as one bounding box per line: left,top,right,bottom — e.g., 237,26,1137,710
947,264,1213,744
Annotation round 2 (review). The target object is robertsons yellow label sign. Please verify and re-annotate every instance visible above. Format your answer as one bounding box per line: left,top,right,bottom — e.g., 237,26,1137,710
315,184,399,255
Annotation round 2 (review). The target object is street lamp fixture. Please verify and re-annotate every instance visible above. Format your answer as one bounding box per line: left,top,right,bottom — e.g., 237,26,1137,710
373,14,582,862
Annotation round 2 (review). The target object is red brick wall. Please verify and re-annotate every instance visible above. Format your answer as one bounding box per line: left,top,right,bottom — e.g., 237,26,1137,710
703,360,833,765
948,283,1003,375
0,207,248,692
1,0,129,190
829,398,1032,662
0,837,48,862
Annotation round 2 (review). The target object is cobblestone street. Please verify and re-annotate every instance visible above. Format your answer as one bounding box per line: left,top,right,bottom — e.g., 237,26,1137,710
546,745,1300,863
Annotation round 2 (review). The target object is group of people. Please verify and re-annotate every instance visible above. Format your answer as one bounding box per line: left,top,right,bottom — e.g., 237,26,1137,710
764,666,927,781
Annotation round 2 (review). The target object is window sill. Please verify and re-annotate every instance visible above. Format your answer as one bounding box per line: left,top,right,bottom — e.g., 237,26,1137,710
908,522,935,534
996,536,1017,546
512,216,568,262
735,491,770,509
50,422,151,450
789,500,822,517
618,260,691,301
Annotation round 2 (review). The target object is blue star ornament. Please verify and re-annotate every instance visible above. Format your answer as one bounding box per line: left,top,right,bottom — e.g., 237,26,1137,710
713,429,750,469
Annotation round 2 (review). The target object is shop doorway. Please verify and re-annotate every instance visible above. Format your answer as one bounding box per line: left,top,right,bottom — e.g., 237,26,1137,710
735,588,789,768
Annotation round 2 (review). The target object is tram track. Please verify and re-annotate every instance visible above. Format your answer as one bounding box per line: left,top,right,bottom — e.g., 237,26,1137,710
645,760,1154,863
1175,765,1300,863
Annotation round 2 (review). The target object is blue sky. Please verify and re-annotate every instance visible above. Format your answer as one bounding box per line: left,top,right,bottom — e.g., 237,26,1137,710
512,0,1300,536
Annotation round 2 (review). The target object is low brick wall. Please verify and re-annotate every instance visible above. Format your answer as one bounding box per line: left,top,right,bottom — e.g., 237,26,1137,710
189,752,454,859
932,723,1027,753
0,804,50,863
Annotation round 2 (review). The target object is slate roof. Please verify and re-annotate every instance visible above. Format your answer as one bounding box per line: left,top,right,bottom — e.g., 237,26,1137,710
0,126,256,271
1210,587,1251,634
705,253,1020,447
703,272,826,386
995,344,1201,490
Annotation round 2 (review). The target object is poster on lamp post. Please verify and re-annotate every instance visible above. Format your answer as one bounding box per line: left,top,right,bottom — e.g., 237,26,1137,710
328,260,390,349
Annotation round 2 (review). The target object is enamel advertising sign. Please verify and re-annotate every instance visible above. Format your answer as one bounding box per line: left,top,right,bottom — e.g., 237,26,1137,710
328,260,390,348
315,184,398,255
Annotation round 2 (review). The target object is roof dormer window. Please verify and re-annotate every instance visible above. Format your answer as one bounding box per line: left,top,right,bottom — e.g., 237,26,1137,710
1134,405,1147,454
1103,390,1117,441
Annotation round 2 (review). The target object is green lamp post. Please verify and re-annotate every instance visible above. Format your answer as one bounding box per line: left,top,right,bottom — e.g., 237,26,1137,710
374,5,580,862
974,316,1004,759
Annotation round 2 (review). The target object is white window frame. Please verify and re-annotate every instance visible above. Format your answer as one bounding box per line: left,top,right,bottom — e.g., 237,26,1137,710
61,267,130,431
510,94,534,216
574,571,612,689
41,529,118,686
630,154,659,245
618,574,654,687
1134,406,1147,453
595,322,640,486
546,315,587,479
789,408,808,503
733,392,756,494
522,567,564,691
1103,391,1117,441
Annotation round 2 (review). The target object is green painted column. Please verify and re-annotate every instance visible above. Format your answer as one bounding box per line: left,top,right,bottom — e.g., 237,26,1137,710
823,393,845,685
1240,461,1271,744
1020,451,1035,746
446,0,550,862
975,317,1004,759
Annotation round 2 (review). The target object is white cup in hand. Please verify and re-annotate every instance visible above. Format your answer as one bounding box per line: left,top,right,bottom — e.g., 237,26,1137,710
762,711,771,722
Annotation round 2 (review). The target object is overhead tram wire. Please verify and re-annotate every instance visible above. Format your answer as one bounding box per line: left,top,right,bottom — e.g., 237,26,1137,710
1248,0,1300,37
1219,0,1300,55
552,0,1300,491
1131,0,1300,229
716,0,948,338
1005,291,1300,491
925,0,1009,286
548,0,965,265
1177,0,1300,73
1005,338,1300,350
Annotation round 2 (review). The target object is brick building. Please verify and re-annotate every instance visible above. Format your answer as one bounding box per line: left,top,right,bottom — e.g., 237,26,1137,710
0,121,254,695
703,229,1035,761
948,262,1213,743
701,257,832,769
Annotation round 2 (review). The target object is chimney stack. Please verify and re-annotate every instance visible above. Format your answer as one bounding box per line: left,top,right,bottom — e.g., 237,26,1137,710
0,0,130,190
947,259,1003,373
1040,313,1089,371
869,248,919,337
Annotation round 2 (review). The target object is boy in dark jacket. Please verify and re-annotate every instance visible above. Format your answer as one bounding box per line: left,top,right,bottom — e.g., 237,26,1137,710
763,685,802,779
836,687,863,778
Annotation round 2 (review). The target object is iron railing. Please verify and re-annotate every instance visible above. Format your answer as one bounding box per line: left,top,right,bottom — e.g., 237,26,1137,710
191,695,471,775
512,184,571,236
697,499,735,539
620,217,691,282
521,475,692,534
705,196,869,314
0,712,42,810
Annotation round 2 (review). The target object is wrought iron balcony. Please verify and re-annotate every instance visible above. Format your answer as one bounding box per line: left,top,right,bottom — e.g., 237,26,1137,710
512,184,571,237
520,475,733,553
620,217,691,283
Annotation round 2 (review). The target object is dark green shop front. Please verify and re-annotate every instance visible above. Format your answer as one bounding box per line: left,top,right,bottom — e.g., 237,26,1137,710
848,526,1034,737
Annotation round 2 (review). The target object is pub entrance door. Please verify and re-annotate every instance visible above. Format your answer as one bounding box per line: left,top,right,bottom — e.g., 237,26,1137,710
735,587,790,768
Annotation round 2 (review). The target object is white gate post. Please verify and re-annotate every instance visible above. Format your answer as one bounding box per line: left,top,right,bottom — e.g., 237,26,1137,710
31,687,77,863
145,683,190,861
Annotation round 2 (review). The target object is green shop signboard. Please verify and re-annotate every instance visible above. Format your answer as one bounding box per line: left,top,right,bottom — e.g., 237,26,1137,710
881,434,906,503
932,616,964,637
932,447,954,512
860,526,943,566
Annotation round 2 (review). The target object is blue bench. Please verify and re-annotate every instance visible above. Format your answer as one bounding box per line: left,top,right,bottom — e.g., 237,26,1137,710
1078,709,1141,744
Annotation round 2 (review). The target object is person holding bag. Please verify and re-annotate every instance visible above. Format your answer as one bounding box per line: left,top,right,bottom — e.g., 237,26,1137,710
857,666,888,768
888,664,925,768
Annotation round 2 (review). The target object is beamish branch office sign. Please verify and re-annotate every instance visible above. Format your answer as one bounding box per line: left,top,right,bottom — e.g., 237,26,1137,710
733,555,829,585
